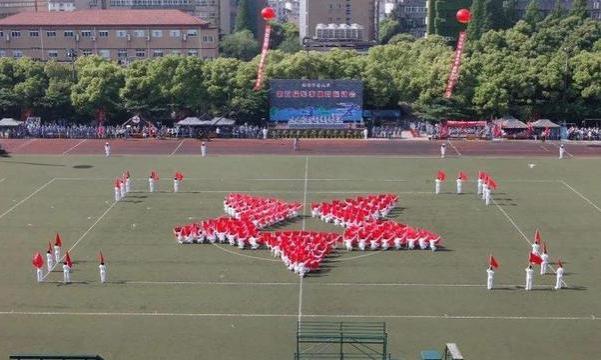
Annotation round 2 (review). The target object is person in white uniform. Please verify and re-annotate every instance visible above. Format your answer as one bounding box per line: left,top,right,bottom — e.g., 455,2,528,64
173,176,180,193
554,262,565,290
99,262,107,283
63,262,71,284
114,180,121,202
104,142,111,157
525,264,534,291
440,143,446,158
262,127,268,140
435,178,441,194
559,144,565,159
540,249,549,275
46,248,54,272
201,142,207,157
486,266,495,290
456,177,463,194
148,175,155,193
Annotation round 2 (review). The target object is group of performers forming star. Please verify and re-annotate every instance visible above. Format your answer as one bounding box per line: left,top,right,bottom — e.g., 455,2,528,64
173,193,442,276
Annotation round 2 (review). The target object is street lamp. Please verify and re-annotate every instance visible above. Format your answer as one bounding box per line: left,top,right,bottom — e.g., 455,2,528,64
67,48,76,80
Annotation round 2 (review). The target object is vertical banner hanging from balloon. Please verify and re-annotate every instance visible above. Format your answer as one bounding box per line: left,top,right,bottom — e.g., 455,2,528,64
253,7,276,91
253,24,272,91
444,30,467,98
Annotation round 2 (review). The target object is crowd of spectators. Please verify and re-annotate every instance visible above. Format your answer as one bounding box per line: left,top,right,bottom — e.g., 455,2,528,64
231,124,264,139
370,126,404,138
567,126,601,141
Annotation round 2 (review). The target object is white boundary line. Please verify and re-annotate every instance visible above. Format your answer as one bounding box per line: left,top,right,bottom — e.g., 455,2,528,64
62,139,87,155
42,200,118,280
0,178,56,220
0,310,596,321
448,141,462,156
0,177,5,184
169,139,186,157
560,180,601,214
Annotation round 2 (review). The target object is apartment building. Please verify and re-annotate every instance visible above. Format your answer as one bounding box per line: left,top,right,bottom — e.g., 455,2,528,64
0,9,218,62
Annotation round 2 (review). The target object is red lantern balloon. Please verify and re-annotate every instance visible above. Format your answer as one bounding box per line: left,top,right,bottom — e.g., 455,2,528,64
456,8,472,24
261,7,276,21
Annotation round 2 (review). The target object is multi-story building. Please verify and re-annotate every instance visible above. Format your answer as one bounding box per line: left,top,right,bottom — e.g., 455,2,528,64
514,0,601,19
0,9,219,62
299,0,376,49
390,0,427,38
0,0,47,19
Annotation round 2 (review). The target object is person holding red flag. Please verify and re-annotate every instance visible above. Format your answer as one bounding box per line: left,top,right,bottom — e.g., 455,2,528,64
32,252,44,282
525,263,534,291
114,178,121,202
99,251,107,284
54,233,62,264
487,255,499,290
457,172,468,194
532,229,542,255
477,171,484,195
435,170,446,195
124,171,131,193
149,171,159,192
554,260,565,290
173,172,184,193
540,242,549,275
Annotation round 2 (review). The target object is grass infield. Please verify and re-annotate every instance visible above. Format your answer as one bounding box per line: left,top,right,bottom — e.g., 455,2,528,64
0,154,600,359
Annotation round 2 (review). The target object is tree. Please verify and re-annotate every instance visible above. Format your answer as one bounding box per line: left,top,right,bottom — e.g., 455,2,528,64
234,0,257,37
433,0,472,39
524,0,543,26
467,0,490,39
0,58,19,116
71,56,124,121
379,18,402,44
220,30,260,61
487,0,507,30
13,58,47,116
269,22,302,53
571,0,588,20
550,0,564,19
503,0,517,28
42,61,75,120
427,0,436,35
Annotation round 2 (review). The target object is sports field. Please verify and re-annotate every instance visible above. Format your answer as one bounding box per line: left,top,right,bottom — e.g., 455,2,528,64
1,147,600,359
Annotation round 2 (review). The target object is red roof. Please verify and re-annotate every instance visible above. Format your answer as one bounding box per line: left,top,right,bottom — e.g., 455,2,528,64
0,9,209,27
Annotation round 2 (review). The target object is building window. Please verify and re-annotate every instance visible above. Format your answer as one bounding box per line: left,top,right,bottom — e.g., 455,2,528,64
82,48,92,56
116,30,127,38
118,49,128,58
29,30,39,37
171,49,180,55
46,31,57,37
152,49,164,57
202,35,214,42
133,30,145,38
187,49,198,56
170,30,181,37
48,50,58,58
0,49,5,57
186,29,198,37
11,31,21,38
98,30,109,37
151,30,162,38
13,50,22,58
0,32,3,38
64,30,74,37
81,30,92,37
99,49,110,59
135,48,145,57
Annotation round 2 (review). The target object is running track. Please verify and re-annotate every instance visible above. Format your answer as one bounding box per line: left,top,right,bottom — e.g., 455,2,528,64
1,138,600,157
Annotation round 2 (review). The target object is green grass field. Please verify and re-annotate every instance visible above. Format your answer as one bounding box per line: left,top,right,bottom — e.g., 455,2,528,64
1,154,600,359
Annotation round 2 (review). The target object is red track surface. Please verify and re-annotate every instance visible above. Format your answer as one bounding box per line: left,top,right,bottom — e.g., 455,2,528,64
2,138,601,157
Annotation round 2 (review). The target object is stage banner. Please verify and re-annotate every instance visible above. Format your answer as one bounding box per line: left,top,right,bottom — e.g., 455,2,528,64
269,79,363,123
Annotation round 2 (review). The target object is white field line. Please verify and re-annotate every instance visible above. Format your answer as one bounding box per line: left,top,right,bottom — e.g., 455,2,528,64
117,280,556,289
62,139,87,155
448,141,462,156
539,145,550,152
0,178,56,220
12,138,37,151
298,156,309,324
0,311,596,322
42,200,118,281
560,180,601,214
169,139,186,157
0,178,5,184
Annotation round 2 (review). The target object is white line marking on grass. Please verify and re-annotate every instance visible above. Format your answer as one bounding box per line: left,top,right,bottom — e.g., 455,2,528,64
539,145,550,152
492,199,530,245
0,311,597,322
0,178,55,220
42,200,118,281
62,139,87,155
211,244,281,262
169,139,186,157
13,138,37,151
448,141,462,156
560,180,601,214
0,178,5,183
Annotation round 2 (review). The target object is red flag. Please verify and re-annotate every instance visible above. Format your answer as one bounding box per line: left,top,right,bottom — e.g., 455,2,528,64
65,251,73,267
437,170,446,181
151,171,159,181
478,171,484,180
489,255,499,269
175,172,184,181
529,252,543,265
534,229,542,245
458,171,468,181
114,178,121,188
54,233,62,247
32,252,43,269
99,251,105,264
488,178,497,190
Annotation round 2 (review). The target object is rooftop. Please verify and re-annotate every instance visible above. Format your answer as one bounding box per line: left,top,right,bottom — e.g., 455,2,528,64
0,9,209,27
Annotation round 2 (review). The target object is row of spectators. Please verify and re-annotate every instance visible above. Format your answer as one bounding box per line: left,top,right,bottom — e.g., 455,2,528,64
567,127,601,141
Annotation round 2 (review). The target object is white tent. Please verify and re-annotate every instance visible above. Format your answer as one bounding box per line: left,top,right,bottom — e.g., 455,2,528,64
177,117,205,126
0,118,23,127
